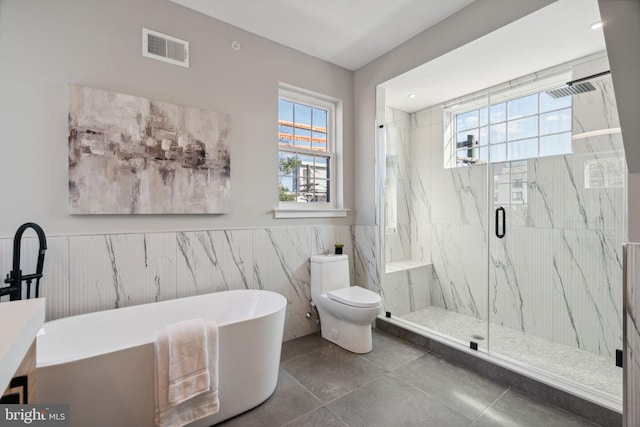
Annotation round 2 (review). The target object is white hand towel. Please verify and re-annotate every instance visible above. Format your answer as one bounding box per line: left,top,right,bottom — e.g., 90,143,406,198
166,319,210,405
155,320,219,427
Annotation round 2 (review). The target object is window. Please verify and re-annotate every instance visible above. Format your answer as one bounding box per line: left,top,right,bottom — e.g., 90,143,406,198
452,87,572,167
275,84,346,218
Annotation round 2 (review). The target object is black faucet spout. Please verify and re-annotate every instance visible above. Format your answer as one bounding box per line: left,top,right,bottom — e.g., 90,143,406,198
2,223,47,301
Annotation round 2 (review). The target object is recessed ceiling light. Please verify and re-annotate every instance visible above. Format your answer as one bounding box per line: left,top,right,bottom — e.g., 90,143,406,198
408,93,416,99
590,21,603,30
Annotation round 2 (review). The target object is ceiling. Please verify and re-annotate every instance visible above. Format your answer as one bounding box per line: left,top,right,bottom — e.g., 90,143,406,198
168,0,475,70
381,0,607,112
170,0,607,113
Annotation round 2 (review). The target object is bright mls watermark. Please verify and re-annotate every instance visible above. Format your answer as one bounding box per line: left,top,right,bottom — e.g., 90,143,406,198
1,405,69,426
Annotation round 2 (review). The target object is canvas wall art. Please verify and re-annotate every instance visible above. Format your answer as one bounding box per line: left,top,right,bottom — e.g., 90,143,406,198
68,84,230,214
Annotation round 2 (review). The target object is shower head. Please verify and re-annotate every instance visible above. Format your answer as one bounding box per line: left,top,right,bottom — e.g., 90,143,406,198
545,82,596,99
544,70,610,99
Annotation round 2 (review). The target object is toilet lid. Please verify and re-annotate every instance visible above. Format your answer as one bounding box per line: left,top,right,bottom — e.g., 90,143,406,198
327,286,381,308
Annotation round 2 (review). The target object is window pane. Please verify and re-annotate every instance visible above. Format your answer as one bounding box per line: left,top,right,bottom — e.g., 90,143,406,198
478,146,488,163
294,103,312,128
540,90,571,112
508,138,538,160
490,102,506,123
312,108,327,130
540,108,571,135
507,94,537,119
312,131,327,152
312,179,330,202
508,116,538,141
278,91,335,204
279,124,294,146
296,153,314,201
278,152,299,201
479,107,488,127
294,127,311,150
539,132,572,157
279,99,293,123
479,126,488,146
456,110,479,131
490,143,506,163
490,123,506,144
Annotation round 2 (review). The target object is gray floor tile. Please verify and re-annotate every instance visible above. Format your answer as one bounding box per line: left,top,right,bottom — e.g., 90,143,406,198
217,369,321,427
283,406,348,427
328,374,472,427
281,332,331,363
362,329,426,371
392,352,508,419
469,389,598,427
282,343,385,403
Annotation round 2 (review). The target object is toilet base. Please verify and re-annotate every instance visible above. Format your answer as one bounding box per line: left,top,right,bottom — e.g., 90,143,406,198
319,317,373,354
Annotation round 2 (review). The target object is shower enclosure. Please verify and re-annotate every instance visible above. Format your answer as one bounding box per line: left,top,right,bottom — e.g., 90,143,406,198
377,52,625,410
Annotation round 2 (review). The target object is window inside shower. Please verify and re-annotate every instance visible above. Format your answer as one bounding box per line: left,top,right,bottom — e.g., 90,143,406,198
450,87,573,167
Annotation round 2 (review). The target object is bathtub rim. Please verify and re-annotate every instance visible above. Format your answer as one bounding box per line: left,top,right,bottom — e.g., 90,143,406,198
37,289,287,368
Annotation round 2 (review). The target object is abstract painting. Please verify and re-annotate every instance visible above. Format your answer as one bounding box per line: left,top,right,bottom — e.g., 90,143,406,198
68,84,230,214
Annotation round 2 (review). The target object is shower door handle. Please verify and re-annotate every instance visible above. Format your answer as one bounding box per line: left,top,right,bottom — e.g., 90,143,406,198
495,207,505,239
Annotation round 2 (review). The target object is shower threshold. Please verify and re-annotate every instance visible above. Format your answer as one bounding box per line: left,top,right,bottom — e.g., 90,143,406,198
377,308,623,427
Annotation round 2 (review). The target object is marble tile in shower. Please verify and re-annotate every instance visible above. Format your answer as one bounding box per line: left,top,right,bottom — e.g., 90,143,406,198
430,163,488,229
552,228,623,358
572,77,620,137
624,243,640,426
69,233,176,315
430,223,487,320
386,223,411,263
489,226,554,341
532,153,625,232
410,108,431,129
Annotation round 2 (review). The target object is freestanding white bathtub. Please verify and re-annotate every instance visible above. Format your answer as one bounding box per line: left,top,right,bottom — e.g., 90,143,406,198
36,290,287,427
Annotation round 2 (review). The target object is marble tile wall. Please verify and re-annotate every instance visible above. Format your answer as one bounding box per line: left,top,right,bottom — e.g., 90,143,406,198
624,243,640,426
0,225,354,342
383,71,626,359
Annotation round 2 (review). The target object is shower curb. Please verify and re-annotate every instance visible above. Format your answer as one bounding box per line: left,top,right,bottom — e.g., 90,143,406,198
376,317,622,427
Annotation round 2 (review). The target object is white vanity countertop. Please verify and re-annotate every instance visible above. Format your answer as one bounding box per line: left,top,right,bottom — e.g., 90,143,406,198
0,298,45,392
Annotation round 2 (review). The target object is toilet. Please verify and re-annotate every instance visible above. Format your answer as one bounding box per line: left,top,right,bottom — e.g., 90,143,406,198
310,254,382,353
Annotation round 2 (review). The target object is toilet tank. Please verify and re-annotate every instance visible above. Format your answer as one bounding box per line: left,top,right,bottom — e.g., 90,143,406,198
310,255,350,297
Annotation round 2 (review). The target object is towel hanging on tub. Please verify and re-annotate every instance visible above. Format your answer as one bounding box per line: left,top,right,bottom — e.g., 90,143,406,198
154,318,219,427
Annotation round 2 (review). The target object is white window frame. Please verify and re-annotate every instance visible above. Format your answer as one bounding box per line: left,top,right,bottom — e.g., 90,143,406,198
274,83,347,218
444,75,574,169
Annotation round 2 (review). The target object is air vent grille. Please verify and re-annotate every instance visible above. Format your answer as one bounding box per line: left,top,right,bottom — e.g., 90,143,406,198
142,28,189,68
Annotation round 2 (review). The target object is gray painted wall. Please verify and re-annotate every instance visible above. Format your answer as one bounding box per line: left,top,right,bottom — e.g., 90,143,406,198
599,0,640,241
0,0,354,237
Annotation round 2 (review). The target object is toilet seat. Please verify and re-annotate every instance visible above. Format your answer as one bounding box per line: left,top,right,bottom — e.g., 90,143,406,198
327,286,381,308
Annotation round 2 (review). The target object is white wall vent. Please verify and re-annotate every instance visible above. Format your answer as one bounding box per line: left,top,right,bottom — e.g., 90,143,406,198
142,28,189,68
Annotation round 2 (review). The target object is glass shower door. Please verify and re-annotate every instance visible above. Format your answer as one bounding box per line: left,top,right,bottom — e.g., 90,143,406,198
424,91,492,353
486,72,625,402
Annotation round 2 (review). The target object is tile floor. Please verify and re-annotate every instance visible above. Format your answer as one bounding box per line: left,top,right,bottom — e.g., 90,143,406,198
218,329,599,426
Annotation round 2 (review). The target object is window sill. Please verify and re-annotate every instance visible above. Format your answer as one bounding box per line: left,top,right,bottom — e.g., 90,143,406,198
273,208,349,219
